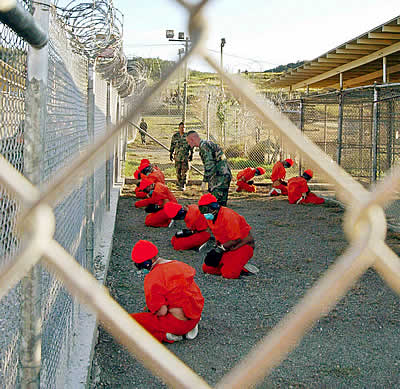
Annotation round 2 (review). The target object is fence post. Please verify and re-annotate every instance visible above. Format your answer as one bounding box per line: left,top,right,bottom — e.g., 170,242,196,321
106,81,111,211
336,90,344,166
206,93,210,140
299,98,304,175
387,98,393,170
372,85,379,182
86,63,95,271
21,1,50,387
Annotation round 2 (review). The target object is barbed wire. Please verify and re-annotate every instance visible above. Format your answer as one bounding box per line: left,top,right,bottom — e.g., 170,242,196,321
54,0,149,99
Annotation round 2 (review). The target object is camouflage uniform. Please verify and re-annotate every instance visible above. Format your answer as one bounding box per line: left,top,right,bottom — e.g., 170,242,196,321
198,139,232,206
170,131,193,188
139,120,148,144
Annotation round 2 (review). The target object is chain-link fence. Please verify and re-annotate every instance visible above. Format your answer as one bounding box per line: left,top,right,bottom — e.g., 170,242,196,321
0,2,126,387
272,84,400,186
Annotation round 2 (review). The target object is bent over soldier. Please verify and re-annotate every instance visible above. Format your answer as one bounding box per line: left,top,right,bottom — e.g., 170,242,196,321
186,130,232,206
169,122,193,191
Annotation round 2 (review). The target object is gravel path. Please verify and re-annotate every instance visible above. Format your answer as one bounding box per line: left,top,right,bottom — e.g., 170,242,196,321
90,184,400,388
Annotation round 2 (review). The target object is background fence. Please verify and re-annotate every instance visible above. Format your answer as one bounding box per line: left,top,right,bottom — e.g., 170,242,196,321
0,2,129,387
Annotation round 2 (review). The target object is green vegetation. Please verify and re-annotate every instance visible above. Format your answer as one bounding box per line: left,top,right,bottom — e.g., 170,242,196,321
264,60,305,73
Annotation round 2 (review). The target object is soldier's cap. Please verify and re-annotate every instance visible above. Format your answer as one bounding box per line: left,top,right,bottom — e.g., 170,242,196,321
256,167,266,175
131,240,158,263
164,202,183,218
139,178,153,190
285,158,294,167
304,169,313,178
198,193,218,206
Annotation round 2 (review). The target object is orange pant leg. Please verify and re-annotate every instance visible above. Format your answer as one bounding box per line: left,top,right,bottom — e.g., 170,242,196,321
270,183,288,196
135,186,147,199
171,231,211,250
202,245,254,279
236,181,256,192
130,312,199,343
302,192,325,204
145,209,171,227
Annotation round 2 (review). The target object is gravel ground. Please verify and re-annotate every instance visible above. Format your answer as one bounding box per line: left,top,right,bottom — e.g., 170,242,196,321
90,184,400,388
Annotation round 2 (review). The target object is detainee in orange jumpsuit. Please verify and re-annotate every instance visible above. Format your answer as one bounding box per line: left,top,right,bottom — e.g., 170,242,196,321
287,169,325,205
130,240,204,343
236,166,266,193
135,179,178,227
198,193,256,279
164,202,211,251
268,158,294,196
134,160,166,199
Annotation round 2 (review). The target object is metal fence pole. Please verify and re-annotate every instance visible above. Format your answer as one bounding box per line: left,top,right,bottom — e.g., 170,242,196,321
336,91,344,166
106,81,111,211
299,98,304,175
86,64,95,271
206,93,210,140
21,1,50,387
182,37,189,123
372,86,379,182
387,99,393,170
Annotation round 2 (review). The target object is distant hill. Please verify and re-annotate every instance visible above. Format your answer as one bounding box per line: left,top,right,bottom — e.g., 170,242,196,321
264,61,305,73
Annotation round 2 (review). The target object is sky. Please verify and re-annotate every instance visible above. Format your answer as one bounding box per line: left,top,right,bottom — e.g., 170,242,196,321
114,0,400,73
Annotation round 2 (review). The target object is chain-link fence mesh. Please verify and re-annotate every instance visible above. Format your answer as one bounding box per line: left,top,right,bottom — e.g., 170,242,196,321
0,0,29,387
0,3,124,387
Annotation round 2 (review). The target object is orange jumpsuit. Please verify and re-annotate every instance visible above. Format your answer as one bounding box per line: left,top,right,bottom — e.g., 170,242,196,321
236,167,256,193
131,260,204,343
135,167,166,198
203,207,254,279
135,183,178,227
287,176,325,204
171,205,211,250
269,161,288,196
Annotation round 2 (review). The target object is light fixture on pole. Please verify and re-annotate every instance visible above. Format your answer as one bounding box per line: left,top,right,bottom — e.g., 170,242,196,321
220,37,226,90
166,29,191,123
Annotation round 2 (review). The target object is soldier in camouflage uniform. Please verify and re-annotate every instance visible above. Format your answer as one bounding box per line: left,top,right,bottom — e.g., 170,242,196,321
186,130,232,206
170,122,193,191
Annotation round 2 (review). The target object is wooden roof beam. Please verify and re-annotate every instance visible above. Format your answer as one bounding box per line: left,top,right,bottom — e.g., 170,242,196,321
346,43,384,50
318,57,350,63
292,40,400,89
327,53,363,59
336,48,375,54
368,32,400,39
382,25,400,33
328,63,400,89
357,38,394,45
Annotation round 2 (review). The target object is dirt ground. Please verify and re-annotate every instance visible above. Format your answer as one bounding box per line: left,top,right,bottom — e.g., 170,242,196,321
90,184,400,388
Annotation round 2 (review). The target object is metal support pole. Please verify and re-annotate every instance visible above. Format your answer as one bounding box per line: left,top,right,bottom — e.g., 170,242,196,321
337,91,344,165
372,86,379,182
21,1,50,387
86,64,95,272
339,72,343,90
114,96,120,184
220,38,225,91
387,99,393,170
106,81,111,211
299,98,304,175
177,49,182,113
359,105,364,174
182,38,189,123
323,104,327,153
383,57,387,84
206,93,210,140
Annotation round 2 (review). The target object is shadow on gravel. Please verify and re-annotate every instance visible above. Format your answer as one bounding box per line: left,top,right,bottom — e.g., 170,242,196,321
90,184,400,388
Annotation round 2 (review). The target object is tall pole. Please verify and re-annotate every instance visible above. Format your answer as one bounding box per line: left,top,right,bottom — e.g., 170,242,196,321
22,0,50,386
220,38,226,91
182,37,189,123
177,49,183,113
